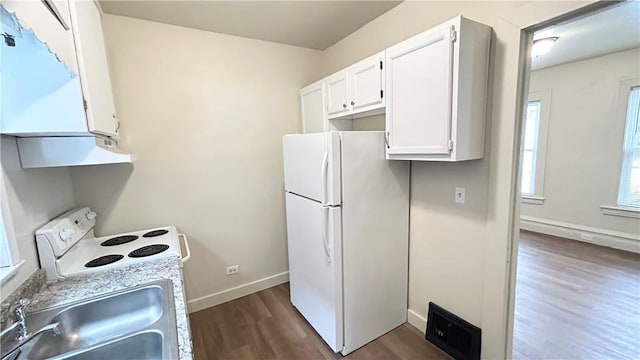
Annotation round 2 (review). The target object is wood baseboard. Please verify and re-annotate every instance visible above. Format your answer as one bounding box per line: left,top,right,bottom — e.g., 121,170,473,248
407,309,427,333
187,271,289,313
520,216,640,253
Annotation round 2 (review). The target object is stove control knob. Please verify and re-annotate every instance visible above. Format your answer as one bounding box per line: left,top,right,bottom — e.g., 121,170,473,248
59,228,76,242
86,211,97,221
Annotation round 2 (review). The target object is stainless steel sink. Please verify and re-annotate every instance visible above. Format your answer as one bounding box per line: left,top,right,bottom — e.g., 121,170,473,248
5,279,178,360
64,331,164,360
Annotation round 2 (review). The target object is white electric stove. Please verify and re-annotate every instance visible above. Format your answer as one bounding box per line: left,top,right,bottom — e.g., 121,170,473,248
35,207,191,280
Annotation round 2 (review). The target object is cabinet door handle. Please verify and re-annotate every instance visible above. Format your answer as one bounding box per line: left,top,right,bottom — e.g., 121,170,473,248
350,101,355,106
385,132,390,149
342,103,347,109
115,116,120,133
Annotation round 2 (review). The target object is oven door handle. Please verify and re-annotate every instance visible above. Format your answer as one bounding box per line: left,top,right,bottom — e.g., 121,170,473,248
178,233,191,266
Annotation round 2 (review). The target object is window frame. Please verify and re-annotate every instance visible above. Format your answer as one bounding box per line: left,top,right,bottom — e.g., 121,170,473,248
521,100,541,197
0,166,24,283
617,83,640,208
601,77,640,218
520,89,552,204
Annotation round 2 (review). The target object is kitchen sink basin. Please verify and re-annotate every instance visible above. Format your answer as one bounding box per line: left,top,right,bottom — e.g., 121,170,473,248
3,280,178,360
66,331,164,360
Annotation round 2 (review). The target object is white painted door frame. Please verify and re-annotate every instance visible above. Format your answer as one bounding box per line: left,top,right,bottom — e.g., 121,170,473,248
485,1,620,359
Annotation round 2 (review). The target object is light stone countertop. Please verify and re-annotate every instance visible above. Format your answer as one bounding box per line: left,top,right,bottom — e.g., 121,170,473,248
19,256,192,360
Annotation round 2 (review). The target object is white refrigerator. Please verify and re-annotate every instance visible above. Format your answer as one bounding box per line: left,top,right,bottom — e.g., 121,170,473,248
283,131,410,355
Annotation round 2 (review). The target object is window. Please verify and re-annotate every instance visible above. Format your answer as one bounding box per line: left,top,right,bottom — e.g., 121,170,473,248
521,101,541,196
520,89,551,204
618,87,640,208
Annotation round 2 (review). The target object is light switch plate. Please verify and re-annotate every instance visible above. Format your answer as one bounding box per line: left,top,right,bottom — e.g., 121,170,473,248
455,187,466,204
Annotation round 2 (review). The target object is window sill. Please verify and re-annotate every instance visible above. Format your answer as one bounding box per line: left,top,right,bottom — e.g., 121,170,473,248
600,205,640,219
0,260,25,285
521,196,545,205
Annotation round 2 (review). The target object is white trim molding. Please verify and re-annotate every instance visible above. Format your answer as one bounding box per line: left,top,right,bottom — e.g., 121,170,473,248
600,205,640,219
407,309,427,333
0,260,25,285
521,196,545,205
187,271,289,313
520,215,640,253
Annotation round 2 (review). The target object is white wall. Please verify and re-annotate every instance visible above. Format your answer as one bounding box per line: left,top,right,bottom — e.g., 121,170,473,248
70,15,323,309
0,136,76,301
521,49,640,237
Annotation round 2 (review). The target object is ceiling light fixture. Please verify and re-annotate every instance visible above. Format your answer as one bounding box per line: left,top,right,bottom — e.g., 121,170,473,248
531,37,558,58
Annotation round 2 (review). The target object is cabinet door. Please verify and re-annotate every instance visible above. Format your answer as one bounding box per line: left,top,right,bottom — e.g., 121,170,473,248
69,0,119,139
350,55,383,111
386,26,454,155
326,72,349,117
300,82,326,133
2,0,78,74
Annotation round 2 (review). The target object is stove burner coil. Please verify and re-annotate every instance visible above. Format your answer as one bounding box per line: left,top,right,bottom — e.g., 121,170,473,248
142,229,169,238
85,254,124,268
100,235,139,246
128,244,170,258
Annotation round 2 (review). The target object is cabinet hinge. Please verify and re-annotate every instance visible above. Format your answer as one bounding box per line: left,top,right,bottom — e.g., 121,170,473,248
83,98,88,111
450,26,457,43
448,140,454,151
379,60,383,70
380,90,384,99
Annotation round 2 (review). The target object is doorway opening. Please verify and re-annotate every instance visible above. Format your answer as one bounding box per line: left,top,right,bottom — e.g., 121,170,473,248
512,2,640,358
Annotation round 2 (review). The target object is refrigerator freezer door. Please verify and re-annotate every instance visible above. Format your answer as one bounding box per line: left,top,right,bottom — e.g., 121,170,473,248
283,132,341,205
285,192,343,352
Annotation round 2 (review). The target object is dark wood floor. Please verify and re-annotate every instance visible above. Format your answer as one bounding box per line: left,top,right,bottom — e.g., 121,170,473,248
189,283,450,359
189,231,640,359
513,231,640,359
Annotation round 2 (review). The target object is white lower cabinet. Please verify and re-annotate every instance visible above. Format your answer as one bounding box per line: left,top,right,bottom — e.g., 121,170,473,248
385,16,491,161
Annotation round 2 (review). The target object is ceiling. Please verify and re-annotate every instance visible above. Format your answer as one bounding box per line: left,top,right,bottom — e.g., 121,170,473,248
532,1,640,70
99,1,402,50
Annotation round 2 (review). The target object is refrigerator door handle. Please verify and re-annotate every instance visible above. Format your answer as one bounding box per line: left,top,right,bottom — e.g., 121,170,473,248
321,207,332,263
321,151,329,205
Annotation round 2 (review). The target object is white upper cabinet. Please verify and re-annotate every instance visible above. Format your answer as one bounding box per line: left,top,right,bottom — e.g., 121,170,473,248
300,81,326,133
300,80,353,133
69,0,119,139
386,26,453,156
385,16,490,161
2,0,78,73
349,52,384,114
326,72,350,117
327,51,385,120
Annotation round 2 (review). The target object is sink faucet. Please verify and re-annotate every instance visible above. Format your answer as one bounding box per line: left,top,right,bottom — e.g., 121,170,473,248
0,299,62,360
1,299,30,340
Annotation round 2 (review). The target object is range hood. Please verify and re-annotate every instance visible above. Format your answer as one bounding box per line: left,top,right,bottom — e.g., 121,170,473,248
17,136,134,168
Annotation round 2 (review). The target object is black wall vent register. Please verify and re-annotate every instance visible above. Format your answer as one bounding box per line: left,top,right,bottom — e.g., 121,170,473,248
425,302,481,360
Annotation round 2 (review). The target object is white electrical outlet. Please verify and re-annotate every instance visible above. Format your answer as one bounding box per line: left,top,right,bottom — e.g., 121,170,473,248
226,265,239,275
455,187,466,204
